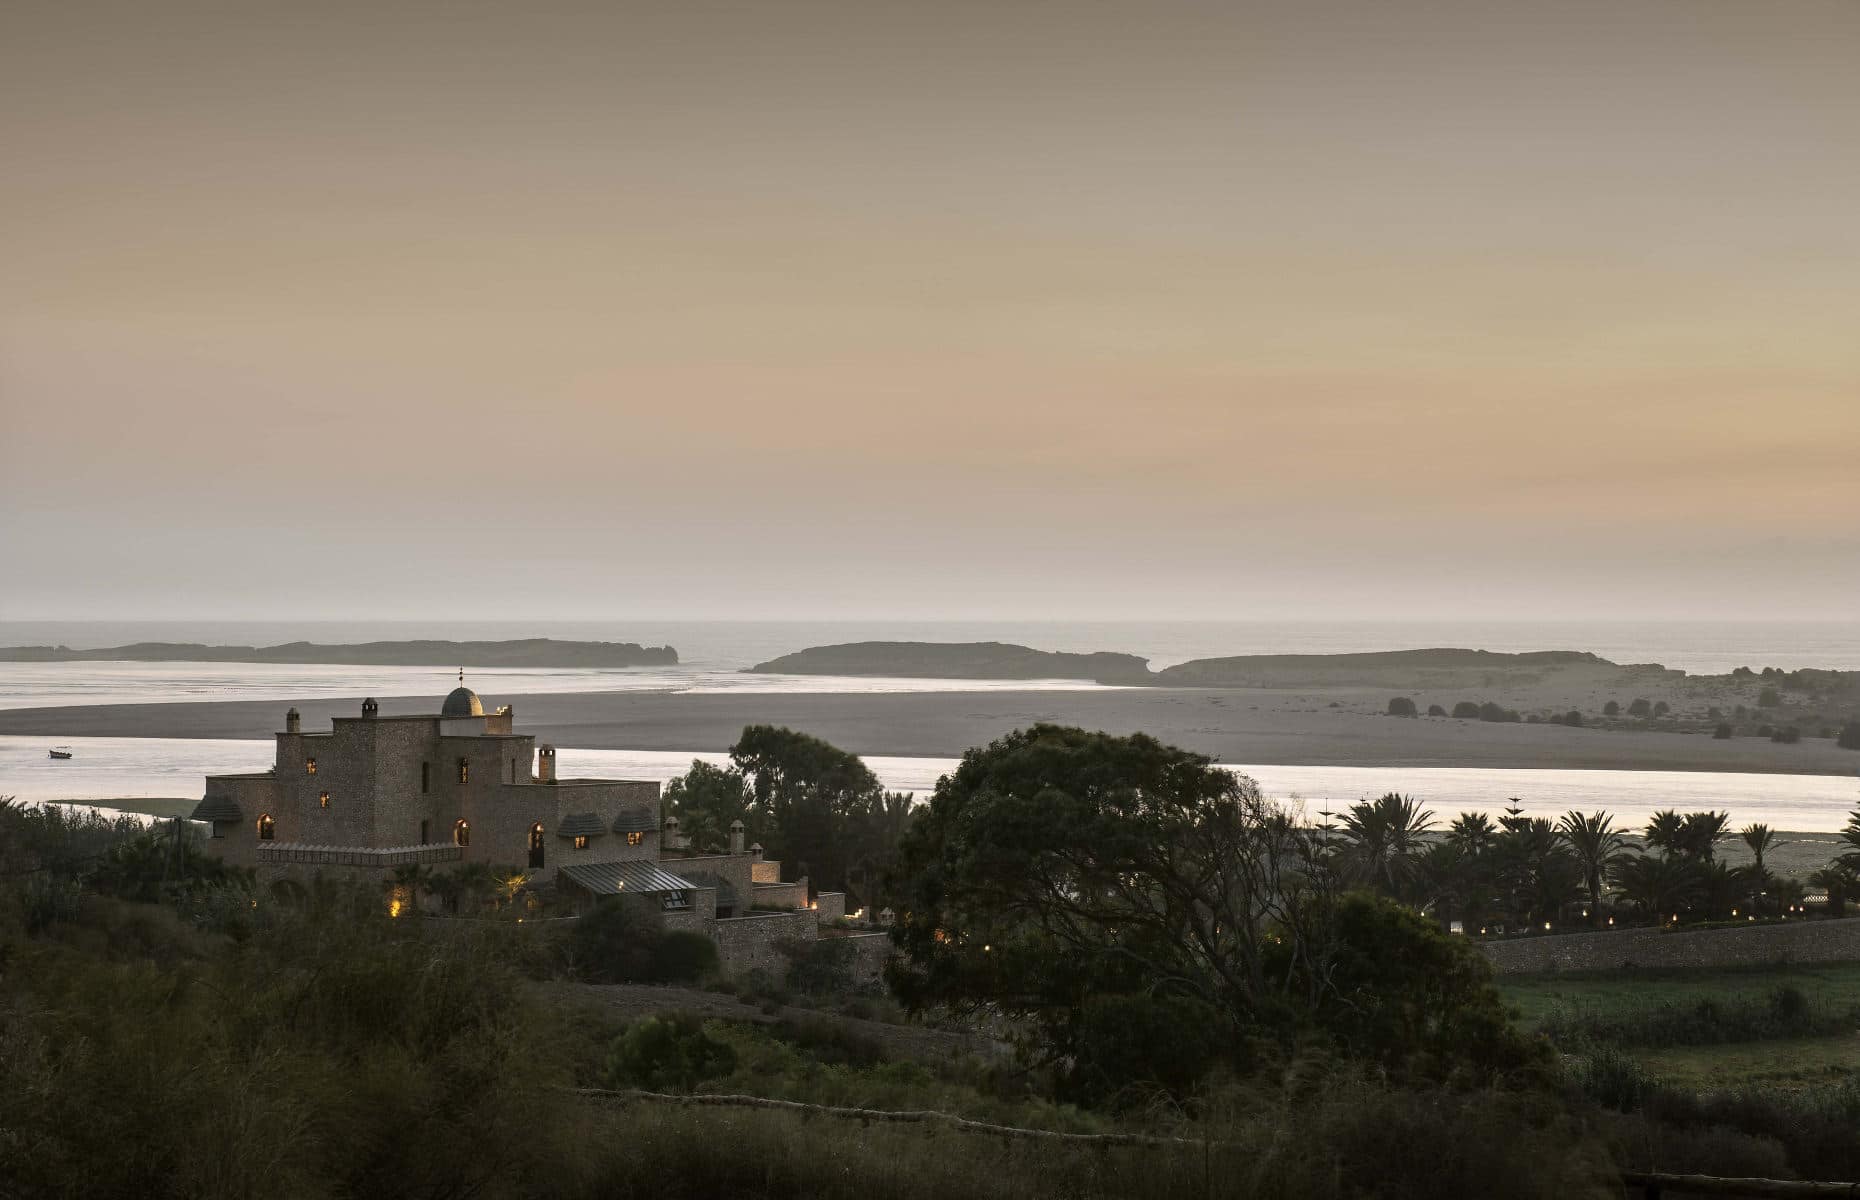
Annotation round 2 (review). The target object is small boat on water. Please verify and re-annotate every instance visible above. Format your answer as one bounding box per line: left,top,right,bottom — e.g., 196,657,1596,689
48,746,73,760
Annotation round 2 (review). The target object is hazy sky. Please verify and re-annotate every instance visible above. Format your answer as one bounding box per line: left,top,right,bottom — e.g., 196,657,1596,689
3,0,1856,621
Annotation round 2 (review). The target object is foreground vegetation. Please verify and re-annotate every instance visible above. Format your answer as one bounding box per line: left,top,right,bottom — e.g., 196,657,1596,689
11,709,1860,1196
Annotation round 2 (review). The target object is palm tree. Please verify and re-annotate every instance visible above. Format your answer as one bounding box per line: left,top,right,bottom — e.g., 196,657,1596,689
1495,817,1582,926
1836,808,1860,874
1701,861,1756,920
1559,811,1631,923
1680,811,1732,862
1446,812,1496,855
1644,810,1686,858
1740,823,1778,875
493,866,532,908
1809,866,1856,918
1338,793,1436,898
388,862,435,915
1610,853,1706,923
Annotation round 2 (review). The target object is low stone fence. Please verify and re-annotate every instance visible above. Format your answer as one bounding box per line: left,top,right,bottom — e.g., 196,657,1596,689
814,892,846,924
751,880,809,911
1477,917,1860,975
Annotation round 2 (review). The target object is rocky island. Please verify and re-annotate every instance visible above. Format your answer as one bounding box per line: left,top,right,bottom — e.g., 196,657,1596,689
0,638,678,668
750,641,1153,685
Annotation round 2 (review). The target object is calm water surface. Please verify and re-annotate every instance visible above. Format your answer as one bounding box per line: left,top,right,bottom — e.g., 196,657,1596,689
7,736,1856,832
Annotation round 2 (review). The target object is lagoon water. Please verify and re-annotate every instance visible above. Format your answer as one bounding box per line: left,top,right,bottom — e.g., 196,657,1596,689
7,735,1857,832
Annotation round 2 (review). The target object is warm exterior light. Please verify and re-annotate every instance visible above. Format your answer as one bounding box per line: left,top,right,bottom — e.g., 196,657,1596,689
1731,909,1738,917
1543,922,1551,930
1608,916,1615,926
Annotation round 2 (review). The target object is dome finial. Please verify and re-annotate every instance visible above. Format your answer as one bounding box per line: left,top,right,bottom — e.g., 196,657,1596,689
459,666,465,684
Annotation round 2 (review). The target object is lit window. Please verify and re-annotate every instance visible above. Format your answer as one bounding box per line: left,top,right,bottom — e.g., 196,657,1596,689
573,835,589,851
454,819,470,847
319,792,330,809
626,831,644,847
257,814,275,841
457,758,470,785
661,891,690,911
305,757,317,775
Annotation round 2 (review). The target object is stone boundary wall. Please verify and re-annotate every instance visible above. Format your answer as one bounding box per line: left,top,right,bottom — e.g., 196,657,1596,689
832,931,894,985
814,892,846,924
712,910,816,979
1478,917,1860,975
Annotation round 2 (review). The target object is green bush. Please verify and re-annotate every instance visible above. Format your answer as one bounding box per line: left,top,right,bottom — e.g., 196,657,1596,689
1387,697,1418,717
601,1013,738,1092
1452,701,1482,718
654,931,720,983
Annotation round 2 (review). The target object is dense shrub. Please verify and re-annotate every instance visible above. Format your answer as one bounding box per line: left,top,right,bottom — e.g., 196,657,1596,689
1564,710,1583,727
1427,704,1448,717
1770,726,1801,745
1065,992,1220,1107
1627,699,1653,718
1838,723,1860,750
1713,723,1734,739
1387,697,1418,717
1758,686,1781,708
565,900,717,984
1452,701,1482,719
1604,701,1621,717
601,1013,738,1092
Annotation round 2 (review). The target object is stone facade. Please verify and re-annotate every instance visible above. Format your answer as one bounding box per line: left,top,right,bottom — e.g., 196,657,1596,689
196,693,663,888
1477,917,1860,975
195,688,854,980
813,892,846,924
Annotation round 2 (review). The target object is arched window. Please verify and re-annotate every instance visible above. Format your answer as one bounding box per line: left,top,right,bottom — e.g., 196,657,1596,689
528,823,545,870
457,758,470,785
573,835,589,851
305,757,317,775
318,792,330,809
257,814,275,841
453,819,470,848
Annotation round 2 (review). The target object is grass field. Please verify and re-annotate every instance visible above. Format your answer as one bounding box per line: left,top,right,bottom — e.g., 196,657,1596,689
1501,961,1860,1029
1504,962,1860,1091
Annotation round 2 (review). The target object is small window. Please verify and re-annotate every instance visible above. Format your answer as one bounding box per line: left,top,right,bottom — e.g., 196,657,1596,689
661,891,690,911
305,757,317,776
318,792,330,809
528,824,545,869
509,759,516,783
421,762,431,793
626,831,644,847
454,819,470,847
257,814,275,841
573,835,589,851
457,758,470,785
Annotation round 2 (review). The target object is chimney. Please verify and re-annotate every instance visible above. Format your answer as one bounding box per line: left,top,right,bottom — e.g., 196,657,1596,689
749,842,764,862
537,745,556,784
729,819,746,855
285,707,300,734
362,697,378,719
662,814,686,851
